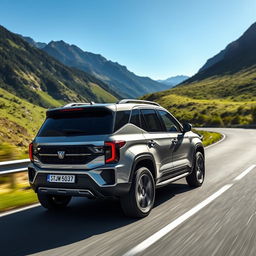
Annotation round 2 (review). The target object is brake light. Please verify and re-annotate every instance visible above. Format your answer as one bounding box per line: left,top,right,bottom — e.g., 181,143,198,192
59,108,84,112
105,141,126,163
29,143,34,162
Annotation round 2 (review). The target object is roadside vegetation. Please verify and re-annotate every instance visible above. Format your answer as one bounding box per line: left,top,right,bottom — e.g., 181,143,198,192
0,173,38,212
194,129,223,147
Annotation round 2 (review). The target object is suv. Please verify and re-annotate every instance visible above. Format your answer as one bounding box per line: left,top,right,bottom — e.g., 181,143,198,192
28,99,205,218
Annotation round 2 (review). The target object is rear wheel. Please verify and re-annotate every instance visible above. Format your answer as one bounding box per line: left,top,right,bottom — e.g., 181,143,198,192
37,193,72,210
186,151,205,187
121,167,155,218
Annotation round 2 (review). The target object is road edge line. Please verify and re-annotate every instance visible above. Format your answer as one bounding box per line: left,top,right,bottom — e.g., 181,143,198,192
0,203,40,218
123,184,233,256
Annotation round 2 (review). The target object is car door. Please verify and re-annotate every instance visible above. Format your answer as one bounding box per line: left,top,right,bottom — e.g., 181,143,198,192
140,108,174,177
157,110,192,175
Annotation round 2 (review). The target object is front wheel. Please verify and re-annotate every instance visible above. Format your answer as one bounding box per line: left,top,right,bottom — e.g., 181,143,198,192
120,167,155,218
37,193,72,210
186,151,205,187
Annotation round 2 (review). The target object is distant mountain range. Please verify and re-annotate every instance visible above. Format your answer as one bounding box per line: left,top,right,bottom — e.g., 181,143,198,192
143,22,256,127
157,75,189,87
21,36,170,98
0,25,119,108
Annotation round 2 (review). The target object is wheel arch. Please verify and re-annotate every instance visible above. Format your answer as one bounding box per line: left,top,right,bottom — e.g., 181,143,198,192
129,153,157,182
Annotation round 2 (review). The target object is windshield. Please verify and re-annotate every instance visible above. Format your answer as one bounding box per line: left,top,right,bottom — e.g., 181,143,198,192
37,108,113,137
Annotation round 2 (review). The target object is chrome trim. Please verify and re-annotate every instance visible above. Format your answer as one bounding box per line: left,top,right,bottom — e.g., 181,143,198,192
38,153,92,156
156,172,189,188
33,155,105,169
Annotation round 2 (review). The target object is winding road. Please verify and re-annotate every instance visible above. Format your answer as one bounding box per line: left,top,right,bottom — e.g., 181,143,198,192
1,128,256,256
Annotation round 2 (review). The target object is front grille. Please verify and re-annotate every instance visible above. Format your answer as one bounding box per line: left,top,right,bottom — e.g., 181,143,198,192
35,145,103,165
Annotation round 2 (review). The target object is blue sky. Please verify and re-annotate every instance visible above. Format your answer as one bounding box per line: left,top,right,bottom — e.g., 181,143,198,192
0,0,256,79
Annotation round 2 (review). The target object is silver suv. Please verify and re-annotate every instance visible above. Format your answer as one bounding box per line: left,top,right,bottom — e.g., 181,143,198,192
28,99,205,218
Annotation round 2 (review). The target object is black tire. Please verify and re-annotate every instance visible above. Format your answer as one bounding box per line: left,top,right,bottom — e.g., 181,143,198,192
186,151,205,187
120,167,155,218
37,193,72,210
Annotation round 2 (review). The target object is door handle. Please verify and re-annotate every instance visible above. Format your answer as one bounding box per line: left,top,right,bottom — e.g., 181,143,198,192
148,140,156,148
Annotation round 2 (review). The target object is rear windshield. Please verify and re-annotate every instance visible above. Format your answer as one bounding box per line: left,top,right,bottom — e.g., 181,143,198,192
37,108,113,137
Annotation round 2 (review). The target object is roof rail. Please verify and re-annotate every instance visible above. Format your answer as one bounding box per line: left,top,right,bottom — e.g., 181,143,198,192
63,102,95,108
117,99,160,106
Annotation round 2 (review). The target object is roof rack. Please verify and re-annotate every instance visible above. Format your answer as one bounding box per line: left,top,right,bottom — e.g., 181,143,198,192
117,99,160,106
63,102,95,108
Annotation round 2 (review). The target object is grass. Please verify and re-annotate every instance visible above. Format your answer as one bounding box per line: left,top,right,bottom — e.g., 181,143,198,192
0,87,46,160
0,174,38,212
0,186,38,212
89,82,117,102
142,66,256,127
194,129,223,147
143,93,256,127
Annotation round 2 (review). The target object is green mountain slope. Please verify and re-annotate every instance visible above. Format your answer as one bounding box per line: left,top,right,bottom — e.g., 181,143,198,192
0,87,45,160
0,25,119,108
143,22,256,127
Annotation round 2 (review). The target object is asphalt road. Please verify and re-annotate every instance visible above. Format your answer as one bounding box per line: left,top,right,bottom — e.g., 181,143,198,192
1,128,256,256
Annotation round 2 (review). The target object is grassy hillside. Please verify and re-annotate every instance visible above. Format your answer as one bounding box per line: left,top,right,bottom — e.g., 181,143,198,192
143,92,256,127
0,25,118,109
143,23,256,127
0,87,45,160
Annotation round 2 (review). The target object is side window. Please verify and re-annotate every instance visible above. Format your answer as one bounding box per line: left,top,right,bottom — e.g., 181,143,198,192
130,109,140,127
114,110,131,131
158,110,180,132
141,109,163,132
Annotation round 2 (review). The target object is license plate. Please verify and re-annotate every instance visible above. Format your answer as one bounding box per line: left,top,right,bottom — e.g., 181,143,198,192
47,174,75,183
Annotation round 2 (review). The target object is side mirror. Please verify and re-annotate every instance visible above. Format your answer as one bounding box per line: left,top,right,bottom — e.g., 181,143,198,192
183,122,192,133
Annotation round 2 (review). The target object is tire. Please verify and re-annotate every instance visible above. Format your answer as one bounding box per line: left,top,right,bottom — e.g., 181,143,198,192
120,167,155,218
37,193,72,210
186,151,205,187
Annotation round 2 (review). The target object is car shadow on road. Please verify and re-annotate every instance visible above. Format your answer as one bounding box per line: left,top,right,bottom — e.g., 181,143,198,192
0,183,193,256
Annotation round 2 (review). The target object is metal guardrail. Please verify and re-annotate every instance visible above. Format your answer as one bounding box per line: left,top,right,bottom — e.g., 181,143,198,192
0,159,30,175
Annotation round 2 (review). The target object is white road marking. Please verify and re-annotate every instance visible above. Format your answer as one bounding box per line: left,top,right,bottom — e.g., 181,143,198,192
123,184,233,256
234,165,256,181
0,203,40,218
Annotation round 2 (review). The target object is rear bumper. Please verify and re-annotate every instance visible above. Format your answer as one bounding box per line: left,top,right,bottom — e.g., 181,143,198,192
28,163,131,198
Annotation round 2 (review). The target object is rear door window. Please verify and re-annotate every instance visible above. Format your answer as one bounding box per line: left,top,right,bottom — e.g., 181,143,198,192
114,110,131,131
130,109,141,127
38,108,113,136
141,109,163,132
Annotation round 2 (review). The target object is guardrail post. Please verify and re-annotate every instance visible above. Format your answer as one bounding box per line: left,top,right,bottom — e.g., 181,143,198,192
10,173,17,189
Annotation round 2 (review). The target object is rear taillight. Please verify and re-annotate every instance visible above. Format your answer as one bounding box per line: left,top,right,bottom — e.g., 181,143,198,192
29,143,34,162
104,141,126,164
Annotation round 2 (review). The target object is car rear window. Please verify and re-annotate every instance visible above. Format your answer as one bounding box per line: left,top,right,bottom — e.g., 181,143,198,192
38,108,113,137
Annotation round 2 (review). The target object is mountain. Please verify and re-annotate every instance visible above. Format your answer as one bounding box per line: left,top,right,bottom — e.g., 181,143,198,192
143,22,256,127
157,75,189,87
21,37,169,98
17,35,47,49
0,25,119,109
188,22,256,82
